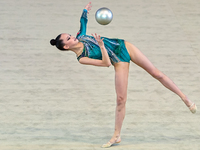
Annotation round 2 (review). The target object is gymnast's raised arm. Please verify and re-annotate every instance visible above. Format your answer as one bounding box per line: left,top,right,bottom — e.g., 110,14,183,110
77,2,92,37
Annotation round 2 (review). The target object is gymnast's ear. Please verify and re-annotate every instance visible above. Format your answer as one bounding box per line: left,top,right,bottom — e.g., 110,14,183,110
63,45,69,50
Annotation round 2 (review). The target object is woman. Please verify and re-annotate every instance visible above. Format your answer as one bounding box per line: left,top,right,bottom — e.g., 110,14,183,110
50,2,197,148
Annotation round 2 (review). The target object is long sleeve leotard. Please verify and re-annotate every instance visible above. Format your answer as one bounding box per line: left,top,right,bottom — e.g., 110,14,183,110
76,9,131,64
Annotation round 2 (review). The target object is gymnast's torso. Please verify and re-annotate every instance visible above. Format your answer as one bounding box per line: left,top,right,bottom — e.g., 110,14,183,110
76,9,130,64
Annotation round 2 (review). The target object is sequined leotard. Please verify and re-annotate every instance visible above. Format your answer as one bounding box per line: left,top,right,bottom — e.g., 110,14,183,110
76,9,131,64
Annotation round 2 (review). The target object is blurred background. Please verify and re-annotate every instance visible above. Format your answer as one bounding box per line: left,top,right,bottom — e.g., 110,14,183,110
0,0,200,149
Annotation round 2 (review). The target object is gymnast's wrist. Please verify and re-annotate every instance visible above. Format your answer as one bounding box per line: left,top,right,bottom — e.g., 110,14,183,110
99,45,105,49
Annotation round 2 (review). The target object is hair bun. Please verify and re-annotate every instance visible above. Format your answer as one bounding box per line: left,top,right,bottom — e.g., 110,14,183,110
50,39,56,46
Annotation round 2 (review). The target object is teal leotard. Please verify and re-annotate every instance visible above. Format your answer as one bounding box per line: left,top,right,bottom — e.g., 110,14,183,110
76,9,131,64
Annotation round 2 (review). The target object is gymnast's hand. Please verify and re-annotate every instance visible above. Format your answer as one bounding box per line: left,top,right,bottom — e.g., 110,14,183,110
92,33,105,48
84,2,92,14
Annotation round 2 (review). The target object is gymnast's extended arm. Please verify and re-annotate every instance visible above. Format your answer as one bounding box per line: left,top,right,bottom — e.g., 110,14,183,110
76,2,91,37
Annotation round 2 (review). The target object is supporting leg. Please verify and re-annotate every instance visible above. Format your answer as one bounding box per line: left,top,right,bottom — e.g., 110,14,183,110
102,62,129,148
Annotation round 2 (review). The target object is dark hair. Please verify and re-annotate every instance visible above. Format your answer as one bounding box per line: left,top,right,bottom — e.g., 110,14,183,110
50,34,66,51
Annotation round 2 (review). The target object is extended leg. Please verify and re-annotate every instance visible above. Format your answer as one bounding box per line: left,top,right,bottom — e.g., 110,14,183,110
125,41,196,112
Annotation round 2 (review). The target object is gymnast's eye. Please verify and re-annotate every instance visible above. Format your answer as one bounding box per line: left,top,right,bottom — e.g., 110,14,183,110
67,35,71,41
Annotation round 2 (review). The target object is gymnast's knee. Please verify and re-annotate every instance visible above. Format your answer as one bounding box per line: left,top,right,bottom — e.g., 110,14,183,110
116,95,127,107
151,69,164,80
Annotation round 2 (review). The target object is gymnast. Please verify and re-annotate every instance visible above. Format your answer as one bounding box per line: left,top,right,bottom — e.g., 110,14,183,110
50,2,197,148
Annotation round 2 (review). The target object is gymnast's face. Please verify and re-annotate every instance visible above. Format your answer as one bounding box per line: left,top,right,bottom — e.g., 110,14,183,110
60,33,78,50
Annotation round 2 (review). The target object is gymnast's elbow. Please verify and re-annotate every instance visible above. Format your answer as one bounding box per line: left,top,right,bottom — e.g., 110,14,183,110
105,62,112,67
103,59,112,67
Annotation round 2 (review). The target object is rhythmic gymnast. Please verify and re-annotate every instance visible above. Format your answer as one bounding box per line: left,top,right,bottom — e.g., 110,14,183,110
50,2,197,148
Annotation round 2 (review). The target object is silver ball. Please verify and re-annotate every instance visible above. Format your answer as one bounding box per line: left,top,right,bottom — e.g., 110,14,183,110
95,7,113,25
